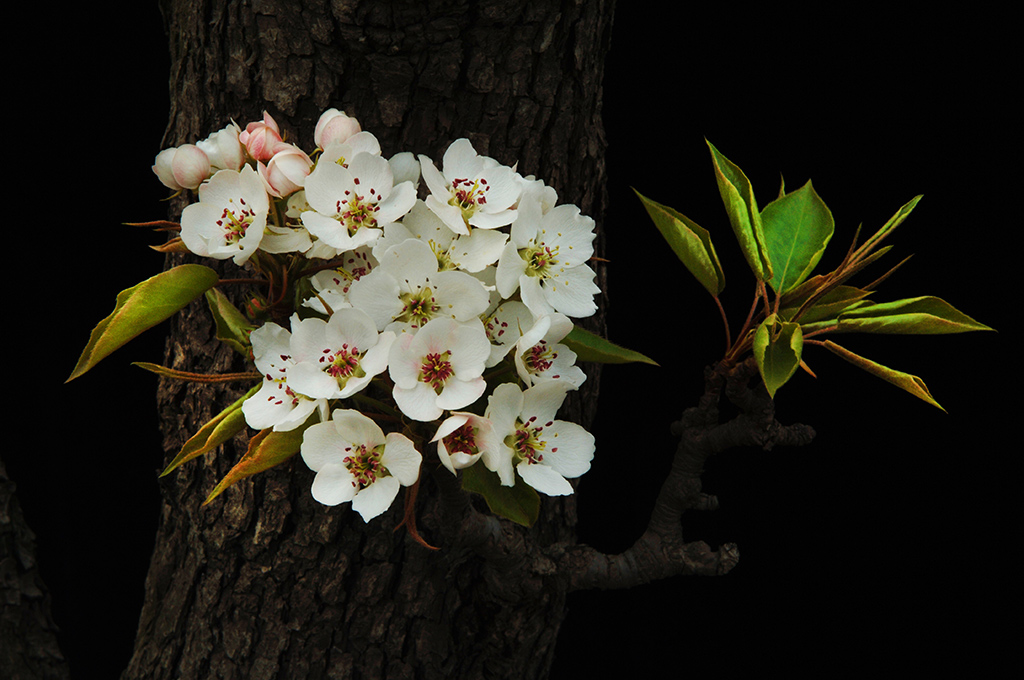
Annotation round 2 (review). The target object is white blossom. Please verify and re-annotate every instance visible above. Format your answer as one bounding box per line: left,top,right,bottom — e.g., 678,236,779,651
179,166,269,265
431,412,500,475
300,409,422,520
287,308,395,400
514,313,585,388
388,318,490,422
419,138,522,235
348,238,490,333
483,382,594,495
242,320,326,432
495,195,600,318
301,150,416,253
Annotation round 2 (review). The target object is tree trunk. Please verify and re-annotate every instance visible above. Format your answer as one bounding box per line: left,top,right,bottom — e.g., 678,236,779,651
126,1,615,677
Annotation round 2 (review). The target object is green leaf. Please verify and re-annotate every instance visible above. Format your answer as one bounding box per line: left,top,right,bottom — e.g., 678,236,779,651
706,140,772,281
753,315,804,399
563,326,659,365
634,189,726,296
461,464,541,527
760,180,835,295
780,285,873,325
67,264,220,382
822,340,944,411
858,195,923,255
833,296,994,334
204,415,316,504
161,384,260,477
205,287,256,357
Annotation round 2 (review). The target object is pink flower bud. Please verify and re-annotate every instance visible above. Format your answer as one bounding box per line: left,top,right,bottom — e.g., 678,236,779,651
152,144,211,191
239,111,283,162
315,108,361,149
258,143,313,198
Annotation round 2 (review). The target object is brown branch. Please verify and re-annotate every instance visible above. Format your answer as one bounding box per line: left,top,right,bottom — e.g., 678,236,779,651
557,358,815,591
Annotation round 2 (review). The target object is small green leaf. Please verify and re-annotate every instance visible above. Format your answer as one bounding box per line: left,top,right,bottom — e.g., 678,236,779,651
563,326,658,365
634,189,725,296
760,180,835,295
67,264,219,382
858,195,923,255
161,384,260,477
706,140,772,282
461,463,541,527
834,296,994,334
753,315,804,399
206,287,256,357
822,340,944,411
204,415,316,504
781,285,873,326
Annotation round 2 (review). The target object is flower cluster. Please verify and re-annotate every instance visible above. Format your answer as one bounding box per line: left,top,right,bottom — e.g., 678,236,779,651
155,109,599,522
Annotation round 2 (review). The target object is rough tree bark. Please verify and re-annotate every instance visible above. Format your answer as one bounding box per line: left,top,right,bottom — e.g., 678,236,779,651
123,2,811,678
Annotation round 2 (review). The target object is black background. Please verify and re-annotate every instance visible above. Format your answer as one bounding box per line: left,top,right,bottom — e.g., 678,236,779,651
18,3,1016,677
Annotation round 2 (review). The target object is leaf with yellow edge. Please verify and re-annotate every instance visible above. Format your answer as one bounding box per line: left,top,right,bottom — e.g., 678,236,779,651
203,416,316,504
634,188,726,296
753,314,804,398
67,264,219,381
161,384,260,477
706,140,773,282
822,340,945,411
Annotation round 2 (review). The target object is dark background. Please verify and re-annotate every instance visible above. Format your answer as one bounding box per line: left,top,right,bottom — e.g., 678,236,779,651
19,3,1016,677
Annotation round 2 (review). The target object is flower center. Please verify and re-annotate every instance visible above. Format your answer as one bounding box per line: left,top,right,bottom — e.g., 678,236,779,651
523,340,556,374
521,242,559,278
343,443,388,489
505,416,556,465
216,198,257,246
319,344,365,388
428,239,457,271
397,286,440,329
443,423,479,457
336,189,380,235
449,177,489,220
419,351,454,393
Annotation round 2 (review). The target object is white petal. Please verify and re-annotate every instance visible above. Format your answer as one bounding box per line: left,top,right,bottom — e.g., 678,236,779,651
382,432,422,485
517,462,574,496
393,383,444,422
352,476,401,521
311,463,358,506
436,376,486,411
539,421,594,479
331,409,386,449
